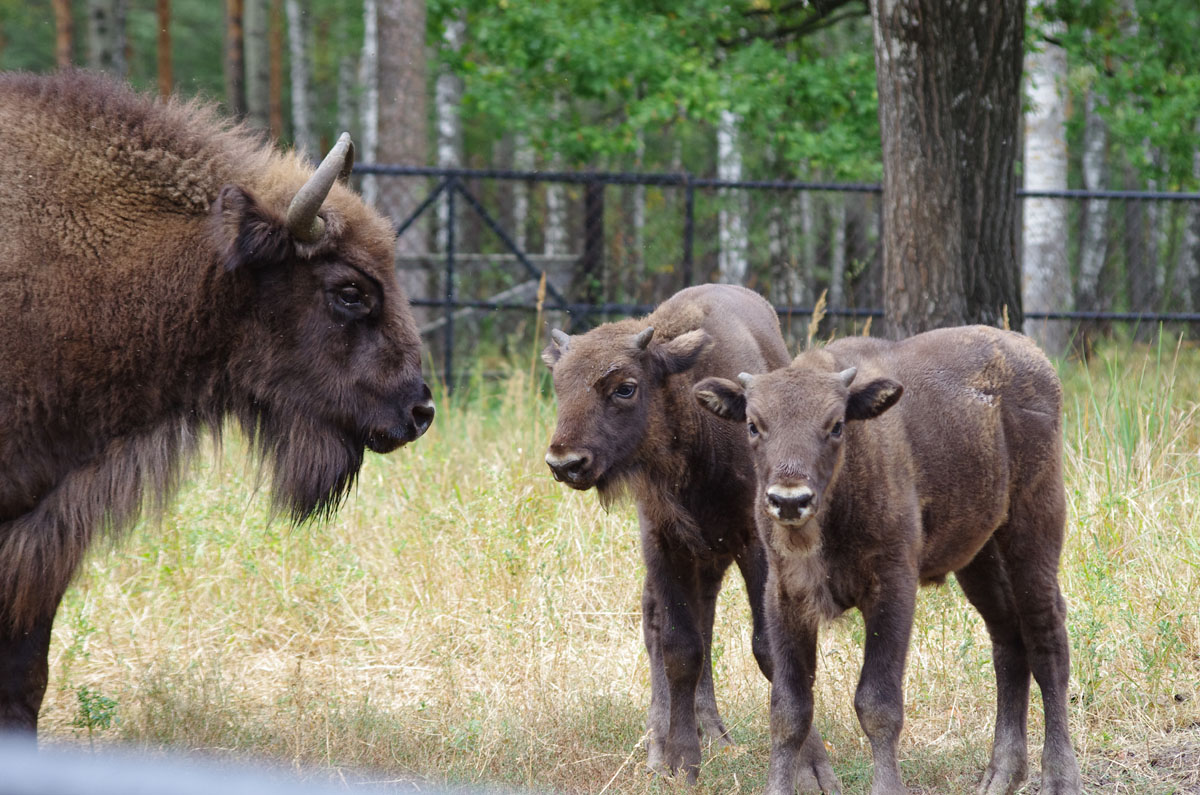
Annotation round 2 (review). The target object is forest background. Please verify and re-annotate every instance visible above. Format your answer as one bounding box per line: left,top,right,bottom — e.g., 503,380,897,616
2,0,1199,360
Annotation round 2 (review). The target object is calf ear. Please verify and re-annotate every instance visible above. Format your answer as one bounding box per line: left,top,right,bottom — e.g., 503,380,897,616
654,329,712,375
694,377,747,422
542,329,570,369
846,378,903,421
215,184,294,272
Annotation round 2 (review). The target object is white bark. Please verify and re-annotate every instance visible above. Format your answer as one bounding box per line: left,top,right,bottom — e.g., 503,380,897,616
284,0,315,159
545,96,568,257
512,132,533,252
631,128,647,291
717,106,748,285
359,0,379,206
828,196,847,308
1077,86,1108,310
1021,19,1070,355
244,0,270,131
87,0,127,76
435,13,465,249
797,188,816,305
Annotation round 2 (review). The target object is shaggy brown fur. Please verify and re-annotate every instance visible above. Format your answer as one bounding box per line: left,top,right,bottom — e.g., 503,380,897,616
0,71,433,733
695,326,1081,795
542,285,837,788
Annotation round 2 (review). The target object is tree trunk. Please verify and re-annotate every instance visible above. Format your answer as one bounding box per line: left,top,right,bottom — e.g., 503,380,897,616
224,0,246,116
285,0,315,157
1076,86,1108,312
155,0,171,96
545,96,568,258
828,196,847,309
512,132,533,252
268,0,284,137
359,0,379,205
717,105,748,285
377,0,428,313
88,0,128,77
54,0,74,69
244,0,270,131
1021,16,1070,355
872,0,965,336
1178,121,1200,313
435,12,465,250
872,0,1024,336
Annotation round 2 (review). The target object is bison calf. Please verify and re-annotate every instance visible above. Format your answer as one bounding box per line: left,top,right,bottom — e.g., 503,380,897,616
0,72,433,734
695,326,1081,795
542,284,837,787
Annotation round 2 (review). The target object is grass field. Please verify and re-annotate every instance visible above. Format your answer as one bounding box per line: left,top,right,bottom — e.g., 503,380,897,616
39,336,1200,793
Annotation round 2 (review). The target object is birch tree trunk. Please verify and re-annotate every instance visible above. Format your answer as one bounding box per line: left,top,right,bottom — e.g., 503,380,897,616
1076,86,1108,313
631,128,647,295
717,106,748,285
284,0,315,158
795,188,816,306
545,96,568,258
359,0,379,206
1022,18,1071,355
244,0,270,131
54,0,74,69
268,0,284,137
435,12,465,250
512,132,533,253
1175,122,1200,313
828,196,847,309
88,0,128,77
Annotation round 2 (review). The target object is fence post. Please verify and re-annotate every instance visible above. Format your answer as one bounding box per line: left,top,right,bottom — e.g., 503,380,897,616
682,173,695,287
444,177,456,393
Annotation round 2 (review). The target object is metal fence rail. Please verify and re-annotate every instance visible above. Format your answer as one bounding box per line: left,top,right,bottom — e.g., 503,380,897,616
355,164,1200,389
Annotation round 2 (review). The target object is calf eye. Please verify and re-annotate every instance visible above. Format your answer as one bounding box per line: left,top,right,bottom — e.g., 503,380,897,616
338,285,364,308
747,421,759,437
831,420,844,438
614,382,637,399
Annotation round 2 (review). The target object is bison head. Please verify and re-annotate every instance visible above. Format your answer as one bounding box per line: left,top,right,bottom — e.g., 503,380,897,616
214,134,433,521
694,352,901,550
542,324,710,494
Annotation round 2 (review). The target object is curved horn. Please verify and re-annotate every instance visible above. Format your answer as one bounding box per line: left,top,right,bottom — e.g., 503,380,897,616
633,327,655,350
737,372,755,389
550,329,570,348
287,132,355,243
838,367,858,387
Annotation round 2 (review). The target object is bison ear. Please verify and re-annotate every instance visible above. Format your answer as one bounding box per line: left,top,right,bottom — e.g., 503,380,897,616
846,378,903,422
694,377,747,422
653,329,712,375
215,184,294,272
541,328,570,369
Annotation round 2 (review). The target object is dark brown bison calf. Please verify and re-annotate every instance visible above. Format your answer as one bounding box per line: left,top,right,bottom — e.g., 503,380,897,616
0,72,433,734
542,284,837,786
695,325,1081,795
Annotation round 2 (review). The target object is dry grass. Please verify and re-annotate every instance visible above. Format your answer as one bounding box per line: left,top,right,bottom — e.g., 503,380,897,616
40,338,1200,793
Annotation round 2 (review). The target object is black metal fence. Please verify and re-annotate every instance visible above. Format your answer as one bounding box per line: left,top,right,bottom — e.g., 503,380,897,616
355,164,1200,389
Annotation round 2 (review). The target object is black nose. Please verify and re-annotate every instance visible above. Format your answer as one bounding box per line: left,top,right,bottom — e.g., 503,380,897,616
411,398,435,438
546,450,592,482
766,488,814,520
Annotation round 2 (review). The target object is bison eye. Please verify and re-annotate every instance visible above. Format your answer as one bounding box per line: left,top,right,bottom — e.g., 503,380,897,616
747,421,759,438
338,285,365,308
613,382,637,399
831,420,844,438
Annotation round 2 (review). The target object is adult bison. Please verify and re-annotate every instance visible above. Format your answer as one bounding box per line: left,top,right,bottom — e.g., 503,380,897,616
0,71,434,733
694,326,1081,795
542,284,836,787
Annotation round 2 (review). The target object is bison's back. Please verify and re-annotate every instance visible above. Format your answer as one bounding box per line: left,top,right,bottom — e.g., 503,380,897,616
649,284,790,380
831,326,1063,576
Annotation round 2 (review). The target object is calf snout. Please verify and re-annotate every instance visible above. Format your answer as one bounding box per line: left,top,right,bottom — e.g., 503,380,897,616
410,383,436,439
766,483,816,524
545,448,594,486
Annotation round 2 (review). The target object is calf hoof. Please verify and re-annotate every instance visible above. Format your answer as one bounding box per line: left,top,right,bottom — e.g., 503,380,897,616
976,758,1028,795
698,715,733,748
1037,760,1081,795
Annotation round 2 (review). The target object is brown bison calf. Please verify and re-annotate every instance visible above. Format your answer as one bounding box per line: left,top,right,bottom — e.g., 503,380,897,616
542,284,836,787
0,72,433,733
695,326,1081,795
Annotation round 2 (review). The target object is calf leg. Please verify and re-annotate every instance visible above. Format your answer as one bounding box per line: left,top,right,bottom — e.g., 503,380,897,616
996,485,1081,794
955,538,1031,795
694,557,733,746
855,581,917,795
0,601,61,738
735,538,774,681
641,579,672,774
764,581,842,795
